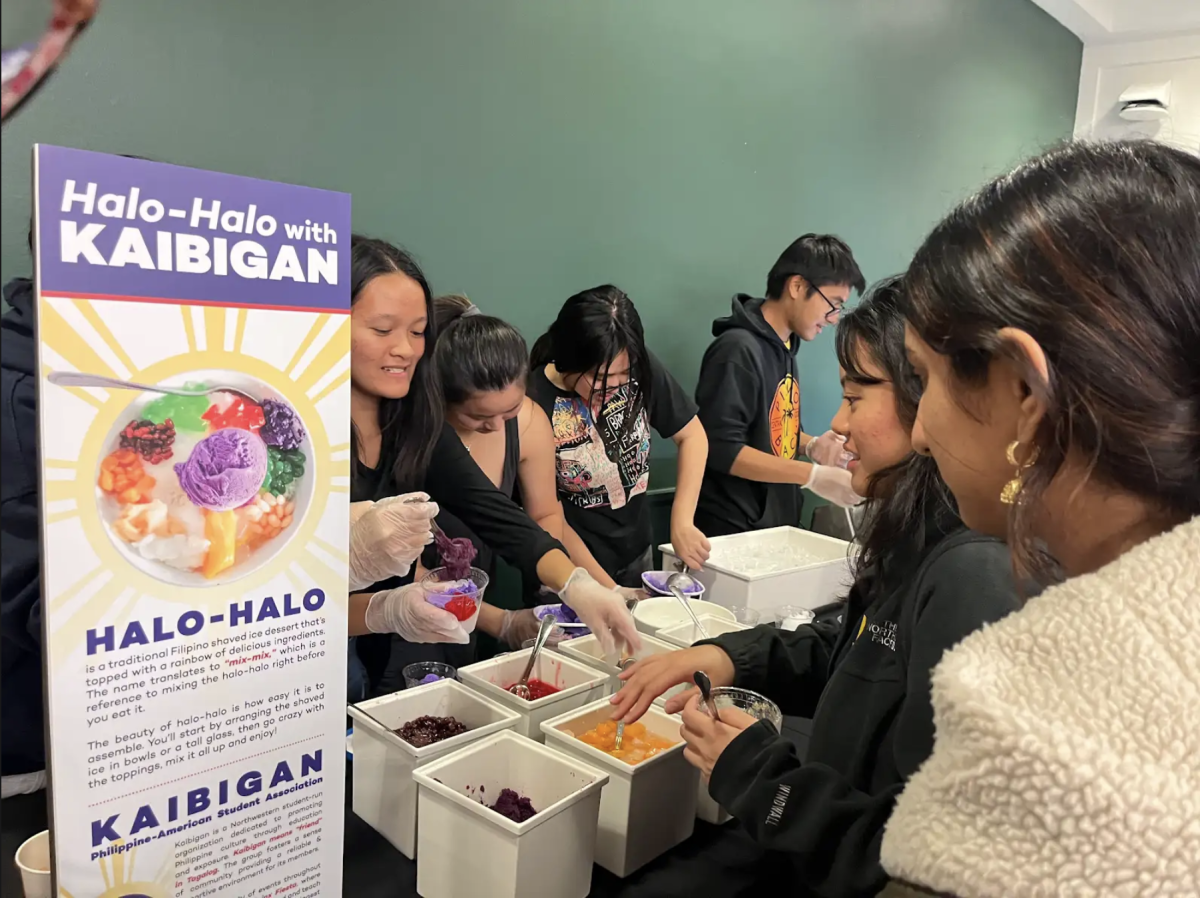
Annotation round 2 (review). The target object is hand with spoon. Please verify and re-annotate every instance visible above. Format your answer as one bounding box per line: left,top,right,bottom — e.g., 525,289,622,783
609,644,736,724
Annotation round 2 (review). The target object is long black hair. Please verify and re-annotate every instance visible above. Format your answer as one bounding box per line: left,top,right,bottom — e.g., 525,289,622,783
350,235,444,496
835,276,958,588
530,285,651,439
901,141,1200,585
433,294,528,405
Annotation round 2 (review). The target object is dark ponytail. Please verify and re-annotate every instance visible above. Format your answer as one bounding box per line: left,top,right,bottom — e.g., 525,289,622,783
433,294,528,405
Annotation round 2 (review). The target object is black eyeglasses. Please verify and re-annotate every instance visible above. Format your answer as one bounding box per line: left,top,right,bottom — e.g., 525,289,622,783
809,281,843,321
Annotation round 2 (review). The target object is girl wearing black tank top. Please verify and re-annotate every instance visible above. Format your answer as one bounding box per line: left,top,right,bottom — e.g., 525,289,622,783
432,295,627,647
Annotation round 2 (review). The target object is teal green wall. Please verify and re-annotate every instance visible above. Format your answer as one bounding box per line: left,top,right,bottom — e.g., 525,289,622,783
0,0,1081,443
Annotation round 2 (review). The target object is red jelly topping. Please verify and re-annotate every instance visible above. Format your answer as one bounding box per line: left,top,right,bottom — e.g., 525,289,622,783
507,678,560,701
202,397,265,433
443,595,478,622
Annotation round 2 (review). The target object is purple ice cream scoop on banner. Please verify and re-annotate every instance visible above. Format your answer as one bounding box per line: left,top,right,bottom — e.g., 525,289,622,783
259,399,305,450
175,428,268,511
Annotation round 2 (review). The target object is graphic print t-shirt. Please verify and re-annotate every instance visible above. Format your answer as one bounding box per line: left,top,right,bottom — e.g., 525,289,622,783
528,352,697,574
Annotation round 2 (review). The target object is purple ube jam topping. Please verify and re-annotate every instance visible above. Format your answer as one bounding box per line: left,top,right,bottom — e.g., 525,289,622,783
258,398,306,450
174,428,267,511
489,788,537,823
641,571,704,596
435,531,477,580
418,673,442,685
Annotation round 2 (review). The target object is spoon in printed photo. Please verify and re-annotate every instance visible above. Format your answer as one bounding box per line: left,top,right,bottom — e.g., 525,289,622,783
47,370,261,405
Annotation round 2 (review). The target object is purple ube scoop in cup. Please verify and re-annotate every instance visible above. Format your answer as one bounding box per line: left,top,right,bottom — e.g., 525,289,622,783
174,428,268,511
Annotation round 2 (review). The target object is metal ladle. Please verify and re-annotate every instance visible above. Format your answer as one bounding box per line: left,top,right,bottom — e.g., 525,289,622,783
666,571,709,640
509,615,556,700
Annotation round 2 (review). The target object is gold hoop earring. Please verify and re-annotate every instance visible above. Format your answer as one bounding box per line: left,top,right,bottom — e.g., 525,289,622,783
1000,440,1039,505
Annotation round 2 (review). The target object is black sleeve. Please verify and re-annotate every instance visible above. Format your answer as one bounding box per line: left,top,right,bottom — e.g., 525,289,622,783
693,335,761,473
697,621,841,717
706,540,1018,898
424,425,565,583
0,369,42,654
891,536,1018,774
646,350,698,440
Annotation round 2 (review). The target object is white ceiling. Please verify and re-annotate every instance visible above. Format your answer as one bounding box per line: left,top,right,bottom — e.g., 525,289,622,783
1030,0,1200,43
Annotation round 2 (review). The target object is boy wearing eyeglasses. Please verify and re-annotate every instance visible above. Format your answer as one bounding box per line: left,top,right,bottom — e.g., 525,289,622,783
694,234,866,537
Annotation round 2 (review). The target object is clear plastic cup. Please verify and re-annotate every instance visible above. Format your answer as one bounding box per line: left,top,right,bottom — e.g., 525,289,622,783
700,686,783,733
403,661,457,689
421,566,489,633
771,604,815,631
729,607,762,627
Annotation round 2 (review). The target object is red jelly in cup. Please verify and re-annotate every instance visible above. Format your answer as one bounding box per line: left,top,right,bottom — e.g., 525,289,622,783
421,566,489,628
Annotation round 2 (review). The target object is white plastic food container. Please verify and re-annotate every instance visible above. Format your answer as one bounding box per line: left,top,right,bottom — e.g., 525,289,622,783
542,699,699,877
458,648,609,742
632,597,737,636
348,678,521,858
661,526,855,613
657,614,753,649
558,633,676,683
413,730,609,898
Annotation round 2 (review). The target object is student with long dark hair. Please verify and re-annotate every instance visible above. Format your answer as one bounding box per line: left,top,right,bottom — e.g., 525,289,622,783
528,286,710,586
347,237,640,695
425,294,620,645
611,278,1018,896
878,141,1200,897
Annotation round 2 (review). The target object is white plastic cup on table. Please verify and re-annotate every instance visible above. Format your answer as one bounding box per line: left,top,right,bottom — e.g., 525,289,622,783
772,604,815,631
700,686,784,734
420,566,489,634
402,661,457,689
15,830,50,898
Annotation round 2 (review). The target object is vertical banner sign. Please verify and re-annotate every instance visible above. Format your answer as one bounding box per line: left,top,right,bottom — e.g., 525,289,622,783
33,146,352,898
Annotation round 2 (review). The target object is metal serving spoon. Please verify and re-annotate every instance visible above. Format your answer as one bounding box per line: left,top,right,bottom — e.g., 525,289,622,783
509,615,556,700
613,655,638,750
693,670,721,723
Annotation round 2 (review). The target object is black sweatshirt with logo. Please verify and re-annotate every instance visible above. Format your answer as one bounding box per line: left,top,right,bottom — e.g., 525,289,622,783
701,524,1019,898
695,295,803,536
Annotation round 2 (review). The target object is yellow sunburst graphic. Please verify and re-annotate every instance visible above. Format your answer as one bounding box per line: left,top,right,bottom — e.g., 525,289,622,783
56,840,174,898
38,298,353,653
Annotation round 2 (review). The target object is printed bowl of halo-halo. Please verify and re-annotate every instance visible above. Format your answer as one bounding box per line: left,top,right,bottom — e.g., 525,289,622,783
94,370,314,586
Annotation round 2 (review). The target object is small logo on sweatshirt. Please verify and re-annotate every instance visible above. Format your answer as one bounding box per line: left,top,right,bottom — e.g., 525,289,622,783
765,784,791,826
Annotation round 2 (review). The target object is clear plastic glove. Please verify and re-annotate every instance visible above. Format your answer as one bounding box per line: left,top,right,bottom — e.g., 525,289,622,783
805,430,855,469
348,492,439,591
559,568,642,656
497,608,543,649
364,583,469,644
803,464,864,508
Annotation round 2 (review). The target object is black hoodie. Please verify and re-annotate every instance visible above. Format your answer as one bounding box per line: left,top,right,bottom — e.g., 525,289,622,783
1,277,45,776
694,294,803,536
700,524,1019,898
